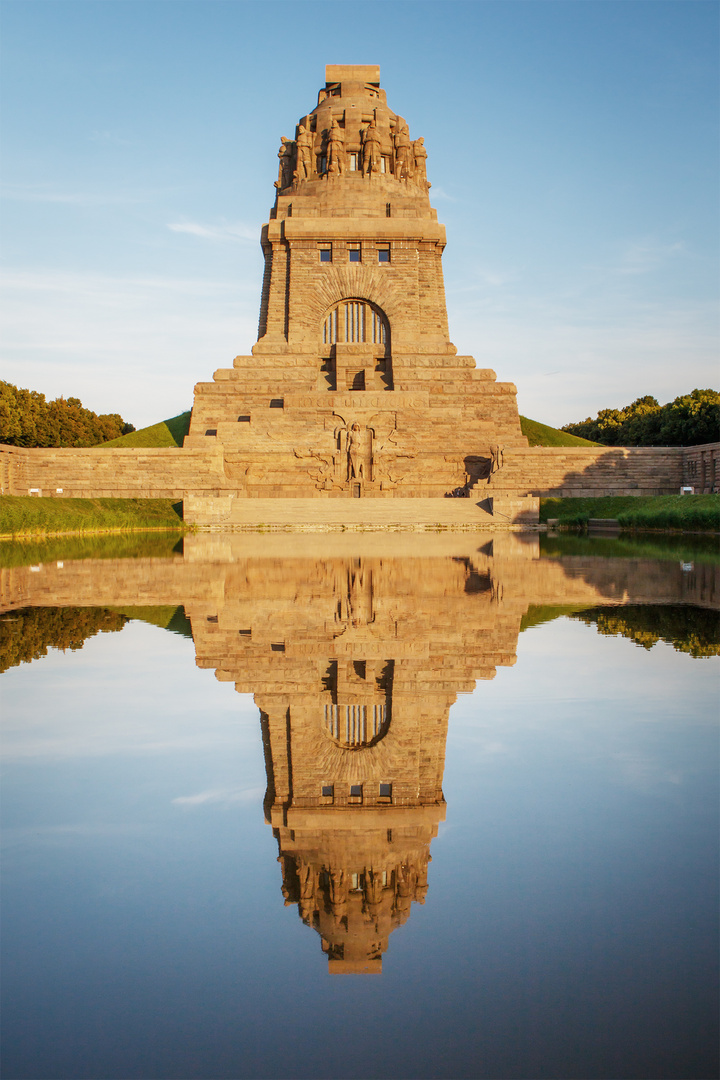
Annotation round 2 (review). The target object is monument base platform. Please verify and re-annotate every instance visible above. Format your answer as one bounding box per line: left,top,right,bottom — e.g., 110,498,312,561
183,494,539,530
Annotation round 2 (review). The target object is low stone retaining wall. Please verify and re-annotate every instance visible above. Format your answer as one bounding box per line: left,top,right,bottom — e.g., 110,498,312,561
493,445,687,497
183,494,539,529
0,443,225,498
1,441,716,503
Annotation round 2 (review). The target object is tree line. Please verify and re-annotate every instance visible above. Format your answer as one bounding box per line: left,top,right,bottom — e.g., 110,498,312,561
562,389,719,446
574,605,719,659
0,606,128,673
0,381,135,447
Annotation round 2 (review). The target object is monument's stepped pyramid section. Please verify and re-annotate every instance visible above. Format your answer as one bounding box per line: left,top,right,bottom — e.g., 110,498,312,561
2,65,716,519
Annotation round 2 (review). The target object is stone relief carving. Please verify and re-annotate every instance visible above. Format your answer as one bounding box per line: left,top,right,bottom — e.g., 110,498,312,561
362,420,417,488
294,124,314,184
275,136,295,190
293,447,336,491
446,445,505,497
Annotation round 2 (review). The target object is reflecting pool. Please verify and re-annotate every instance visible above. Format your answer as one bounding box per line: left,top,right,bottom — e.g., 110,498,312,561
1,531,718,1080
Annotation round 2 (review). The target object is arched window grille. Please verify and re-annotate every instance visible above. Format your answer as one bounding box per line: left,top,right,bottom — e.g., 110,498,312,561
321,300,389,351
323,703,389,749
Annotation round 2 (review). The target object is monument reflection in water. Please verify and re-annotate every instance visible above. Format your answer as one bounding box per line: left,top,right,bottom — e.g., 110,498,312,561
3,531,716,983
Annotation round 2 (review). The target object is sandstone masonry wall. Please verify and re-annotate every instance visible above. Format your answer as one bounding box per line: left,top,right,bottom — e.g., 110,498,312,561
0,443,225,499
4,440,713,503
682,442,719,493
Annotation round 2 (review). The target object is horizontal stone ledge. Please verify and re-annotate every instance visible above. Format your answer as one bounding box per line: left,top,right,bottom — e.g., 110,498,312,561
282,391,430,408
270,218,446,243
184,495,539,528
281,803,446,831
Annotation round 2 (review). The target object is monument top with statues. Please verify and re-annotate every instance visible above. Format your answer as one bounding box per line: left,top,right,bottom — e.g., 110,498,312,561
273,64,433,216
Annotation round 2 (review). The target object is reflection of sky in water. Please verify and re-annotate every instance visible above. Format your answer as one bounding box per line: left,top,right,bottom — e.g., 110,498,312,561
1,615,718,1080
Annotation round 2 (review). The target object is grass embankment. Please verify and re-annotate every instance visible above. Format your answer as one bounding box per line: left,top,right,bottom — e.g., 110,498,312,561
520,416,598,447
100,411,192,448
0,496,186,539
540,494,720,532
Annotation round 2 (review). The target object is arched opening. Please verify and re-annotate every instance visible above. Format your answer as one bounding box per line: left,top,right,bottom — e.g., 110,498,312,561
319,299,393,391
320,659,393,749
323,701,390,749
322,300,389,350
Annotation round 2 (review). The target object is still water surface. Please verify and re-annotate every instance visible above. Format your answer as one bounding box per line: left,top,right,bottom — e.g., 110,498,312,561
1,532,718,1080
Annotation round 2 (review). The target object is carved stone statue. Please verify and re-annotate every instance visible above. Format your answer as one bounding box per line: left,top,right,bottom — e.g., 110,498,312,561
326,118,345,176
299,862,316,899
347,422,364,480
329,868,349,927
489,444,504,478
412,137,429,189
329,869,348,908
298,862,317,922
361,120,382,177
393,121,412,180
294,125,314,183
275,136,295,190
363,869,385,918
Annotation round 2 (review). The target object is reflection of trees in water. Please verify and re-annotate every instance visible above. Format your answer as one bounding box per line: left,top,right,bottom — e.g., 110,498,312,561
0,607,128,673
573,605,720,658
0,604,191,672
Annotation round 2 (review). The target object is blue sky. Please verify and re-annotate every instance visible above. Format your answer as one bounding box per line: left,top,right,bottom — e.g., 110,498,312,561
3,613,717,1077
1,0,717,428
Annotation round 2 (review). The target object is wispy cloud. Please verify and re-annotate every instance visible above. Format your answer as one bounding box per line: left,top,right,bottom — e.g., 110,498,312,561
89,129,131,146
612,751,684,792
0,267,261,426
1,182,142,205
428,185,458,203
173,787,264,807
475,267,517,288
617,238,683,276
168,220,256,243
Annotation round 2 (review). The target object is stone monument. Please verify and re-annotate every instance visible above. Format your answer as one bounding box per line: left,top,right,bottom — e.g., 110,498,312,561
4,65,702,515
184,65,533,518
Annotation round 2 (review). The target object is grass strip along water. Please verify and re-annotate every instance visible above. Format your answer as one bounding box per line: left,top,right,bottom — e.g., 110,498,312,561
0,496,186,539
540,494,720,532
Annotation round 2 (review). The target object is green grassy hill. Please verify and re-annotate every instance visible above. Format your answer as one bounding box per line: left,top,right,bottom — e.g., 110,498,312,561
100,411,192,448
520,416,598,447
99,410,594,449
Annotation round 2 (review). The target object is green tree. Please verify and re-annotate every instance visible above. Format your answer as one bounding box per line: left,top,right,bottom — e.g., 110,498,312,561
562,390,719,446
0,381,135,447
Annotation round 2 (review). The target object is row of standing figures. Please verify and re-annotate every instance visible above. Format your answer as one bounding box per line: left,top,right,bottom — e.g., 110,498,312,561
276,119,429,190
